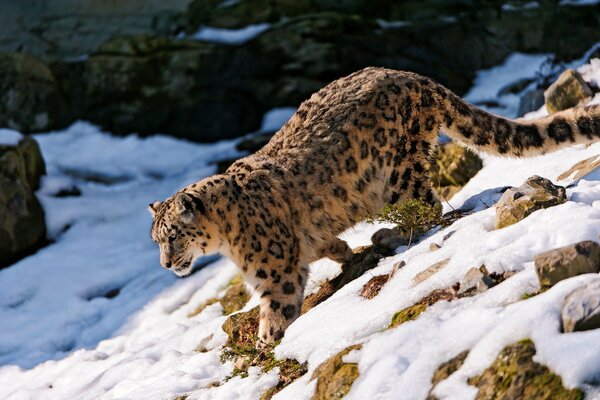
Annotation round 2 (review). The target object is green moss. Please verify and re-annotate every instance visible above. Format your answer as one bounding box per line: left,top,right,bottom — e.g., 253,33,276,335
468,339,584,400
390,303,427,328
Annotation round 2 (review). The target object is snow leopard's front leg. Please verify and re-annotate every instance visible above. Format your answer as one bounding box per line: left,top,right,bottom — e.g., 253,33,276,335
254,259,308,346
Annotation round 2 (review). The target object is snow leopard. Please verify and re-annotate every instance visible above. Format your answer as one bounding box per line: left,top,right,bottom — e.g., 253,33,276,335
150,67,599,345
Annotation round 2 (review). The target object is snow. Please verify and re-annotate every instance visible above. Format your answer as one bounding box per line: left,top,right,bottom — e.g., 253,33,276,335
502,1,540,11
259,107,297,132
560,0,600,5
189,23,271,45
376,19,411,29
0,129,23,146
1,56,600,399
463,53,551,118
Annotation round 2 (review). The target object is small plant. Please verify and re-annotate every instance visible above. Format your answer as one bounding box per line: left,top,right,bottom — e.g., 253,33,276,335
370,199,443,244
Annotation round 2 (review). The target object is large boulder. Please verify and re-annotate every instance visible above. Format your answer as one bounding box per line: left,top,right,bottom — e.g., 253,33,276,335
0,132,47,267
0,53,72,133
495,176,566,229
535,241,600,289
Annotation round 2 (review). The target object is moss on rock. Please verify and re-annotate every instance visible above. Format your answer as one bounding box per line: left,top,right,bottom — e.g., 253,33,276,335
468,339,583,400
311,344,362,400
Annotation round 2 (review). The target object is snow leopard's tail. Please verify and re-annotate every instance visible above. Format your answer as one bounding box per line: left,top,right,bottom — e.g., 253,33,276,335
437,86,600,157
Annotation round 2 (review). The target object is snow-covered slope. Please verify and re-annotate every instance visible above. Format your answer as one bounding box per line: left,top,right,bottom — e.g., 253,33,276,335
0,55,599,400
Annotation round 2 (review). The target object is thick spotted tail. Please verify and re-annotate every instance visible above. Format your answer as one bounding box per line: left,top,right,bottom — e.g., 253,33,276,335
438,89,600,157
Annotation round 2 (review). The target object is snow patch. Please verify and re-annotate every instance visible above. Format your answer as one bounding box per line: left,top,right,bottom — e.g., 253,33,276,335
0,129,23,146
190,23,271,45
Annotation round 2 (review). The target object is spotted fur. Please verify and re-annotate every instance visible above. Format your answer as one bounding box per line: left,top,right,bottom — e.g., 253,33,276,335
150,67,599,344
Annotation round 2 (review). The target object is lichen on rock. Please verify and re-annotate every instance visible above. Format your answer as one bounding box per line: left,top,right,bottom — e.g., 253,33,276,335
311,344,362,400
468,339,583,400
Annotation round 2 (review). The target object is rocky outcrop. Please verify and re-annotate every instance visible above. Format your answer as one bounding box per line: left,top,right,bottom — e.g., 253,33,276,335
0,0,187,59
0,134,47,267
430,143,483,200
544,69,593,114
535,241,600,289
495,176,566,229
468,340,583,400
562,280,600,333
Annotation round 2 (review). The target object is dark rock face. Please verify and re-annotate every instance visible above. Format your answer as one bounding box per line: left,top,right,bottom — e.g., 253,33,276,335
0,53,72,133
1,1,600,140
495,176,566,229
535,241,600,289
0,135,47,267
562,279,600,333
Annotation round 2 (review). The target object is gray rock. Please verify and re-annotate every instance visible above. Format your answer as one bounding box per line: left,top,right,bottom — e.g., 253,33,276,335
0,135,47,268
535,241,600,289
544,69,593,114
562,279,600,333
371,228,409,251
458,267,494,295
495,175,566,229
517,88,545,117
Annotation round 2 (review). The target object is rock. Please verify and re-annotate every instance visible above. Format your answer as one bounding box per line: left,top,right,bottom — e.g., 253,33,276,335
0,53,72,133
495,175,566,229
220,282,250,315
311,344,361,400
557,155,600,182
544,69,593,114
468,339,583,400
429,243,442,251
221,306,259,350
427,351,469,400
458,267,493,295
517,88,545,117
370,228,409,250
535,241,600,289
413,258,450,284
0,135,47,268
430,143,483,200
562,280,600,333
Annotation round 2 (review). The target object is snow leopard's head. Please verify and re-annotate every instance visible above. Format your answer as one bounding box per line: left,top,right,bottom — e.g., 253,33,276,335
149,191,220,276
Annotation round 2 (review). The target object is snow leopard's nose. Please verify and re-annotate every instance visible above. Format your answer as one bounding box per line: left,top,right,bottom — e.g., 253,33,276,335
164,261,172,269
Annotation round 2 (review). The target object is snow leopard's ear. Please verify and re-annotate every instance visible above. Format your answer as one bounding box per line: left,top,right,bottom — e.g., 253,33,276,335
175,192,206,222
148,201,162,216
